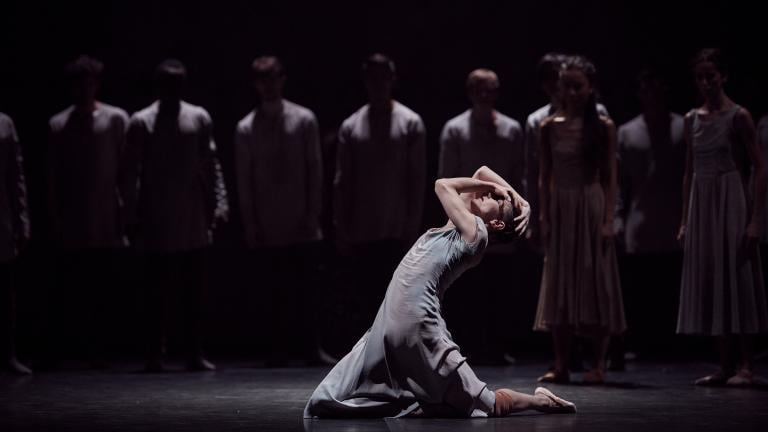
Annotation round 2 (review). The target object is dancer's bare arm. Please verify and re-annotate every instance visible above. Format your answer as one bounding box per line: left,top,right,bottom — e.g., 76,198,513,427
472,165,531,234
678,113,694,242
600,118,618,238
434,177,505,242
734,108,765,243
538,120,554,245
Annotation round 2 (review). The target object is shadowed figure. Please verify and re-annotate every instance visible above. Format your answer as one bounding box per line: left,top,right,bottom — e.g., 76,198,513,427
233,56,327,366
438,68,527,363
44,55,129,368
333,54,426,348
525,53,612,374
121,59,228,372
676,48,768,386
613,65,685,368
534,55,626,385
524,53,610,251
0,113,31,375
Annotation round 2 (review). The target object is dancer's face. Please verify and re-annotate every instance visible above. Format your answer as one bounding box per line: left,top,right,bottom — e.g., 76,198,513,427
71,75,99,106
468,79,499,108
156,74,185,104
638,77,666,111
254,72,285,102
693,61,726,100
560,69,592,113
364,66,395,105
541,70,560,101
470,193,507,224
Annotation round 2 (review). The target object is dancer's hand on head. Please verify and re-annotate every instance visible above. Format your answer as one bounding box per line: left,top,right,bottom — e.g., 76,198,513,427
474,184,506,201
490,185,508,200
512,192,531,236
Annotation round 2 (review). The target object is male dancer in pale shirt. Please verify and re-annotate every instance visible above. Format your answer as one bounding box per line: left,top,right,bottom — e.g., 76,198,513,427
122,59,228,372
334,53,426,344
438,68,525,363
234,56,324,365
757,111,768,363
438,69,524,192
46,56,129,367
613,66,685,369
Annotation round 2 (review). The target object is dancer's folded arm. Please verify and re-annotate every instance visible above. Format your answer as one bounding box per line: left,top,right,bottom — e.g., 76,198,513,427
434,177,505,242
472,165,530,233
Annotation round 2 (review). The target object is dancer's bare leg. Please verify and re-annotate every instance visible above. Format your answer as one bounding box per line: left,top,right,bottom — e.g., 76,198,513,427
494,387,576,416
726,335,757,386
584,334,609,384
717,335,734,372
695,335,734,385
739,335,754,372
539,326,570,382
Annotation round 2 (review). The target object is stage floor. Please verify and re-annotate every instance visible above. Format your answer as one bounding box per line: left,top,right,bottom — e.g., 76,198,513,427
2,361,767,431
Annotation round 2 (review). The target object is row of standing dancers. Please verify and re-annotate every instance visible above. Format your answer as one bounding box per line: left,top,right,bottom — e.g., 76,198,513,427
1,49,767,400
305,48,768,419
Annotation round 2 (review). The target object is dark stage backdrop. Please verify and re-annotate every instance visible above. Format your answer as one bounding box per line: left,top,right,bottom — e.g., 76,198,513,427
2,0,767,361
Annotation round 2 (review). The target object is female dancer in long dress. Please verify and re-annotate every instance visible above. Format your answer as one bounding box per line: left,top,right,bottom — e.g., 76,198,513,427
304,166,576,418
534,55,626,385
677,48,768,386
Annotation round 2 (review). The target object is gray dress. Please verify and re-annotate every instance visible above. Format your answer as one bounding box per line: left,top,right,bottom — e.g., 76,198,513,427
533,118,626,335
678,106,768,335
305,216,495,418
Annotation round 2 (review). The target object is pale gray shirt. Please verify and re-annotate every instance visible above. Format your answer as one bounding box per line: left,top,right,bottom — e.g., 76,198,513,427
48,102,129,249
0,113,29,262
122,101,228,253
234,99,322,248
617,113,685,254
334,101,426,245
438,109,524,193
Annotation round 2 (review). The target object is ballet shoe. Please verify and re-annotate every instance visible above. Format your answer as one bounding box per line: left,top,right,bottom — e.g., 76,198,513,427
534,387,577,413
6,357,33,375
144,358,166,373
537,370,570,384
582,369,605,385
725,369,754,387
694,370,733,386
186,356,216,371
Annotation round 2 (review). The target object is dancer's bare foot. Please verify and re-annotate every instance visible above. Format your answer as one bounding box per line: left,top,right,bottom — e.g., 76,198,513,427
537,370,570,384
582,369,605,385
726,369,754,386
186,356,216,372
6,357,32,375
534,387,577,413
694,370,733,386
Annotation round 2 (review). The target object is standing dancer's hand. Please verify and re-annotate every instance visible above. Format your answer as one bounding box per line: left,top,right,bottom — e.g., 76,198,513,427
601,222,615,251
746,220,762,250
676,224,687,245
